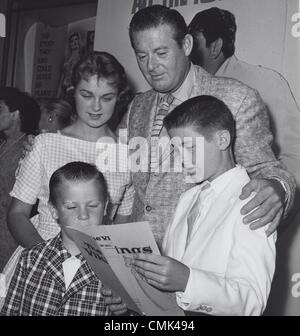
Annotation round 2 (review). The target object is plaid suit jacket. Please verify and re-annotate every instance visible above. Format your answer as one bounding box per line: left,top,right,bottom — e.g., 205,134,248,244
120,65,296,245
1,234,109,316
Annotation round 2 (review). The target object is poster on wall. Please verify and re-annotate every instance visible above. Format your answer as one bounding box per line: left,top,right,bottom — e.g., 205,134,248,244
57,16,96,99
30,23,67,99
26,17,95,99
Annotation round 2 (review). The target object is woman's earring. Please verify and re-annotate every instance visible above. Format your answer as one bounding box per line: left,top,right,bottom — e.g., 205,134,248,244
48,116,53,122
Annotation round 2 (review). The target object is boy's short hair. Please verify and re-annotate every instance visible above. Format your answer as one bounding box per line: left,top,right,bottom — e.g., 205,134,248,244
49,161,107,206
164,95,235,142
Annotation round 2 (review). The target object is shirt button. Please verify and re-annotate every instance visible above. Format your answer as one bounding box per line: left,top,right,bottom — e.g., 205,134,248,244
145,205,152,212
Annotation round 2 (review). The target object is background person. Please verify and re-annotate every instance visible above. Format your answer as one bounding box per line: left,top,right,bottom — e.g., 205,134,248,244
0,87,41,271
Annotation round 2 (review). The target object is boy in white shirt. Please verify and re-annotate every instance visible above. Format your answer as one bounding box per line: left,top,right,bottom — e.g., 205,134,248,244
131,95,276,316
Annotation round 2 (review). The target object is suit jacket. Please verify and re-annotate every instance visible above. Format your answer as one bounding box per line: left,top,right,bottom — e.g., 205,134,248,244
1,234,109,316
216,55,300,187
120,65,295,244
163,166,276,316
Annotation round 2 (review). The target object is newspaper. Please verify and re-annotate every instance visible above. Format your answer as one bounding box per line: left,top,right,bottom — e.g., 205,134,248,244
66,222,184,316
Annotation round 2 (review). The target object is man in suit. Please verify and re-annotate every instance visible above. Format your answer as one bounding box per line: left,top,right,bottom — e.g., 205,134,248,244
119,5,295,247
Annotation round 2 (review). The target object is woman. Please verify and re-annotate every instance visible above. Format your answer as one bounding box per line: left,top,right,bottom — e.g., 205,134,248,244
2,52,134,302
0,88,41,271
37,98,74,133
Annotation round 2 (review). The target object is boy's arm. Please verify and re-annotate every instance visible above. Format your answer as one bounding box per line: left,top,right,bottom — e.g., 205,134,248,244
175,205,276,316
1,252,27,316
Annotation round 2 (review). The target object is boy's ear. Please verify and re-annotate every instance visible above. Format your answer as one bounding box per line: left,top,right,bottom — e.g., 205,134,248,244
215,130,231,150
49,202,59,220
208,38,223,59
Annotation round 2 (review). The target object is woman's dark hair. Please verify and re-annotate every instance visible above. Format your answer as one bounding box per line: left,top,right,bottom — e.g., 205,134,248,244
0,87,41,135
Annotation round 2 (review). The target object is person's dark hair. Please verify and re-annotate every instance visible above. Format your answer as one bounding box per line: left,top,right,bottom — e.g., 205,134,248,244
71,51,134,126
129,5,188,48
164,95,235,142
188,7,237,59
0,87,41,135
37,98,74,129
49,161,108,206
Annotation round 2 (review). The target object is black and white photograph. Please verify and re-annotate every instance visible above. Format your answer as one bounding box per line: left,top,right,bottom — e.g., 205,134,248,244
0,0,299,321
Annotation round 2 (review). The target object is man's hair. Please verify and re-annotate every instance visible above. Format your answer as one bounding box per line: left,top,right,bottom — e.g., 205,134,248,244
129,5,188,48
188,7,237,59
0,87,41,135
49,161,108,206
164,95,235,142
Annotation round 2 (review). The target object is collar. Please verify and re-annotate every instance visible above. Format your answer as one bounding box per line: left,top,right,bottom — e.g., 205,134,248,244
158,63,195,104
200,165,244,198
215,55,238,76
44,233,85,265
172,63,195,103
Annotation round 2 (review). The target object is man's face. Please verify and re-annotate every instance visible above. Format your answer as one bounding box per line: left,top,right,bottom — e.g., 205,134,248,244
190,31,210,67
132,24,191,93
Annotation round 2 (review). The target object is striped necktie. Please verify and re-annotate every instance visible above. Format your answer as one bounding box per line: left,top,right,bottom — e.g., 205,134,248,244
186,182,212,246
150,94,175,172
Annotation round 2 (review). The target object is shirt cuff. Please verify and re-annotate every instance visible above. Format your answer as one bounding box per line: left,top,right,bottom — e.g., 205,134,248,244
268,176,288,205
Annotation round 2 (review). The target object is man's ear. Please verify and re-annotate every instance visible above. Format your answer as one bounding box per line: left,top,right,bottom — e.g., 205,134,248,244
182,33,194,57
215,130,231,150
49,202,59,220
208,38,223,59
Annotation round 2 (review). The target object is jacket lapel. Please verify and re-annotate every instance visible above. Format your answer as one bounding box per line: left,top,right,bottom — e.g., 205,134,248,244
182,168,250,263
129,90,157,186
44,236,67,291
62,259,97,303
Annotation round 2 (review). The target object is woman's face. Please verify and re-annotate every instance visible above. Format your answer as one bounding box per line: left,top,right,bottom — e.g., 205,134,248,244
74,74,118,129
0,100,14,132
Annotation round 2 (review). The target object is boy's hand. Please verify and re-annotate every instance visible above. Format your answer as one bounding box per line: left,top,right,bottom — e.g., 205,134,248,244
101,287,128,315
132,254,190,292
240,178,285,236
21,135,36,159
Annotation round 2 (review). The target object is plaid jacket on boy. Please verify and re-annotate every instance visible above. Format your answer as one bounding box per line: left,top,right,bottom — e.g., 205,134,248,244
1,234,109,316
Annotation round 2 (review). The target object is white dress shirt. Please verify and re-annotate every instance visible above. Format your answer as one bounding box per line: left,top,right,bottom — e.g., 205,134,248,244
162,165,276,316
